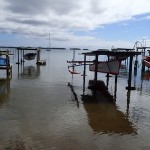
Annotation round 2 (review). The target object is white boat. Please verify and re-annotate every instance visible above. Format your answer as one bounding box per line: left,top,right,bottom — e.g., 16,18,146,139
89,60,121,75
23,53,36,60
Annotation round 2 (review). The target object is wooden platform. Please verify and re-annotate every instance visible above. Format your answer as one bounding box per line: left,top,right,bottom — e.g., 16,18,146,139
37,60,46,65
82,50,141,57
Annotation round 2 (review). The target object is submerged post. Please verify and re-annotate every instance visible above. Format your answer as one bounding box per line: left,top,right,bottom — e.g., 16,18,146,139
17,49,20,64
134,57,138,76
83,54,86,76
114,75,118,101
6,52,9,77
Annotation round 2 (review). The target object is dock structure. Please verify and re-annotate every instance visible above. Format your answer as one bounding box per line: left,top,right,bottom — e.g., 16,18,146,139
0,46,66,65
82,49,141,90
0,50,13,78
15,47,47,65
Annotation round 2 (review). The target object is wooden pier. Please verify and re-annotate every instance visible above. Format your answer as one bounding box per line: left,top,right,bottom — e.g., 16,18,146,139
0,50,13,78
15,47,42,65
81,49,141,90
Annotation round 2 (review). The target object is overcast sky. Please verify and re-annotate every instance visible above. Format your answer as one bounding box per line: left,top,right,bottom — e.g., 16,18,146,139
0,0,150,49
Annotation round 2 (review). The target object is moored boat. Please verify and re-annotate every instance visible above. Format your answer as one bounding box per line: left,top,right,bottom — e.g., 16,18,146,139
89,60,121,75
144,56,150,61
68,68,80,74
143,56,150,68
23,53,36,60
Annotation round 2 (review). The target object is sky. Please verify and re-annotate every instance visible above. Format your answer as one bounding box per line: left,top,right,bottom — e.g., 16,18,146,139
0,0,150,49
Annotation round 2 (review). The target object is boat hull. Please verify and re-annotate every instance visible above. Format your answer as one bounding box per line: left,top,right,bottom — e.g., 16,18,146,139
144,60,150,68
143,56,150,68
23,53,36,60
89,60,121,75
68,69,80,74
144,56,150,62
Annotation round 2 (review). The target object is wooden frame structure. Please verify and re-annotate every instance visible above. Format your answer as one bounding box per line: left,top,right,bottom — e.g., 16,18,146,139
82,49,141,90
0,50,12,78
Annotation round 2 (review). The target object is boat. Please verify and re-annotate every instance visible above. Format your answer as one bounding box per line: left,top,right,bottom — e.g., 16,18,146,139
143,56,150,68
23,53,36,60
37,60,46,65
67,48,81,74
68,68,80,74
89,60,121,75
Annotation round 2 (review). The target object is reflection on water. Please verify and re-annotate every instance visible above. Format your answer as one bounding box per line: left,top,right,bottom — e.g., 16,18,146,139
19,65,40,79
82,96,137,135
82,79,137,135
0,79,10,106
141,70,150,81
18,64,40,79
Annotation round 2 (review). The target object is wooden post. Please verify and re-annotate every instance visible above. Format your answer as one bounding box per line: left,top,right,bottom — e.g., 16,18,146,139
6,53,9,77
36,49,40,63
126,56,135,90
141,60,145,72
94,53,98,83
106,55,110,78
83,54,86,76
16,49,20,64
73,50,75,72
83,54,86,95
20,50,22,64
6,50,11,78
134,58,138,76
128,56,133,89
114,75,118,101
22,50,25,62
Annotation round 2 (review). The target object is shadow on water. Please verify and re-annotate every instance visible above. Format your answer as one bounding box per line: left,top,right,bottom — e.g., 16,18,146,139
68,81,80,108
81,80,137,135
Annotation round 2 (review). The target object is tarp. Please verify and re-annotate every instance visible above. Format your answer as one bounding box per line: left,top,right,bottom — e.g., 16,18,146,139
0,58,6,66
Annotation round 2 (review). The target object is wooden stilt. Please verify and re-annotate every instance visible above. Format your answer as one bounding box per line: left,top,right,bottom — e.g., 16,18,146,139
94,54,98,83
16,49,20,64
83,54,86,76
36,49,40,63
114,75,118,101
126,56,135,90
82,54,86,95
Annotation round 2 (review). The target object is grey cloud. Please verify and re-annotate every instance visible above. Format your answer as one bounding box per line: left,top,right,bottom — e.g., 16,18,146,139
5,0,79,15
90,0,106,14
7,17,48,26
